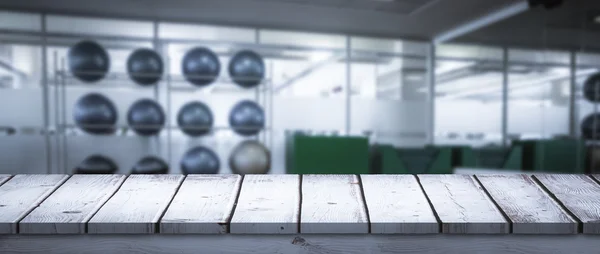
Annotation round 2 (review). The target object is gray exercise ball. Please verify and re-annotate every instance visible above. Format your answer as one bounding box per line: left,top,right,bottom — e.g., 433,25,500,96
229,140,270,175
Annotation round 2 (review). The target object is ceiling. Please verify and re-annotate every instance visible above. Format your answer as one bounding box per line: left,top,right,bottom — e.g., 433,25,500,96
457,0,600,50
0,0,521,40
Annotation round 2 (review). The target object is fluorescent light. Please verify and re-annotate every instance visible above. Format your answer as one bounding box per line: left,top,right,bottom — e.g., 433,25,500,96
595,16,600,23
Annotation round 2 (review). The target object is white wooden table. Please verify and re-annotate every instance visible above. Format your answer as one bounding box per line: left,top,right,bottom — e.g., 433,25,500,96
1,174,600,254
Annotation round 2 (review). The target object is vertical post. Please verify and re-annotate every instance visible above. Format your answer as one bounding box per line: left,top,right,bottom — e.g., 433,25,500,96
501,46,509,147
60,58,67,174
345,36,351,135
53,50,60,173
254,29,262,143
40,13,51,174
166,55,172,170
152,20,161,157
426,43,436,144
569,51,577,136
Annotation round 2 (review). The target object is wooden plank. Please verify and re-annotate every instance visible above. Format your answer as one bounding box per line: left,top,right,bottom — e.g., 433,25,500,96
0,174,69,234
230,175,300,234
360,175,438,234
418,174,509,234
300,174,368,234
476,175,577,234
19,175,127,234
87,175,184,234
0,174,11,186
160,175,242,234
3,234,600,254
534,174,600,234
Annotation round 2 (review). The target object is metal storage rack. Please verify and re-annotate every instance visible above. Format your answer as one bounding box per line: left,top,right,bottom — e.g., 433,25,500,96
50,48,273,174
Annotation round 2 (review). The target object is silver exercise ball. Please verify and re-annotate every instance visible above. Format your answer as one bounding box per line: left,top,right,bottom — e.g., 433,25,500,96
229,140,270,174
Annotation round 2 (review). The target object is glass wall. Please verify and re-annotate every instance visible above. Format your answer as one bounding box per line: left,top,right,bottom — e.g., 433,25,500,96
0,9,592,174
350,37,429,147
434,44,504,147
0,10,434,174
507,49,571,140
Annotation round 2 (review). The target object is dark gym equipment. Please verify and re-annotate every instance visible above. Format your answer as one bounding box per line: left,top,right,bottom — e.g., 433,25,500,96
127,48,164,86
131,156,169,174
583,73,600,102
127,99,165,136
68,40,110,83
180,146,220,174
74,155,118,174
581,113,600,140
73,93,118,135
177,101,214,137
229,140,270,174
229,100,265,136
181,47,221,87
228,50,265,88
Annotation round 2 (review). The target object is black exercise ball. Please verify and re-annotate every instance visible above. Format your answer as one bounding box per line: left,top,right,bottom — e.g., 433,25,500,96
127,48,163,86
68,40,110,83
131,156,169,174
177,101,214,137
583,72,600,102
74,155,118,174
73,93,118,135
229,140,270,175
581,113,600,140
180,146,220,174
127,99,165,136
229,100,265,136
228,50,265,88
181,47,220,87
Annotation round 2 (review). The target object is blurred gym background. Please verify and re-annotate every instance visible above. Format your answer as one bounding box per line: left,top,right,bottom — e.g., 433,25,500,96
0,0,597,175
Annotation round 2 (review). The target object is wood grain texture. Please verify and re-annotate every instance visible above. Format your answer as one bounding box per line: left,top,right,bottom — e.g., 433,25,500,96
418,174,509,234
160,175,242,234
300,174,369,234
87,175,184,234
230,175,300,234
0,174,69,234
19,175,126,234
360,174,439,234
476,175,577,234
0,174,11,186
2,234,600,254
534,174,600,234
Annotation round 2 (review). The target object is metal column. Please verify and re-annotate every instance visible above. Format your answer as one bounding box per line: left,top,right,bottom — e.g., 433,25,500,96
345,36,351,135
569,51,577,136
501,47,509,147
40,13,52,174
426,43,435,144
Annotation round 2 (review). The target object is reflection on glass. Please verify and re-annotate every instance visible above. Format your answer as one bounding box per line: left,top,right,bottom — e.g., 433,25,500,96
507,49,571,140
435,44,503,147
350,37,429,147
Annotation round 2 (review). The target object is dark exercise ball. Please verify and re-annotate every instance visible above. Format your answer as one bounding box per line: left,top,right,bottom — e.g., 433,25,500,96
68,40,110,83
229,100,265,136
228,50,265,88
177,101,214,137
73,93,118,135
180,146,220,174
127,99,165,136
583,72,600,102
127,48,163,86
74,155,118,174
131,156,169,174
581,113,600,140
229,140,270,175
182,47,220,87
